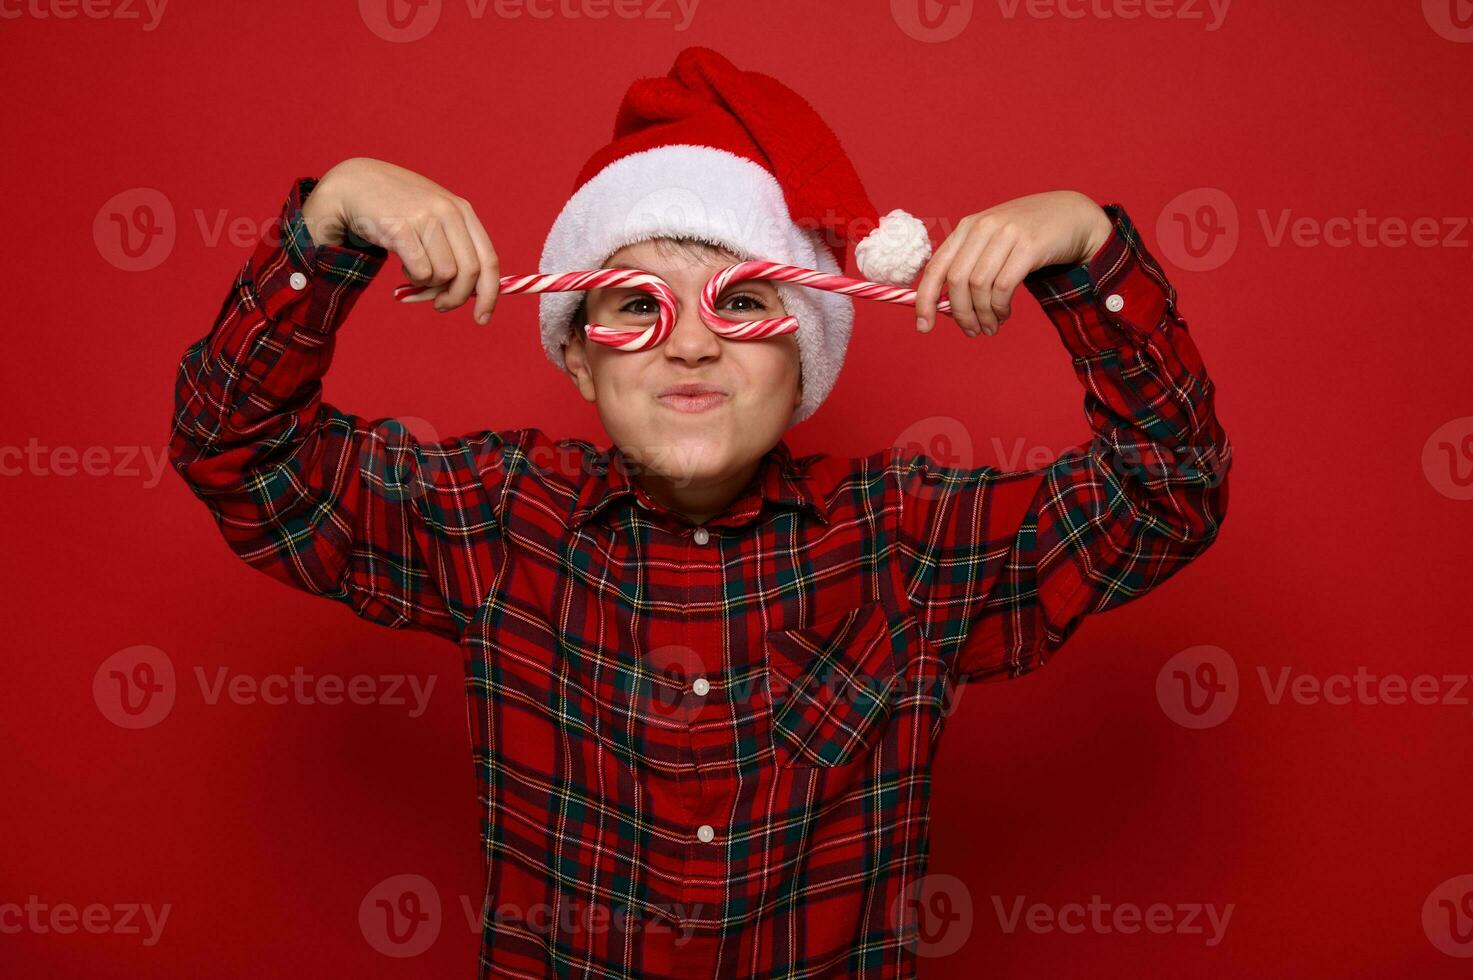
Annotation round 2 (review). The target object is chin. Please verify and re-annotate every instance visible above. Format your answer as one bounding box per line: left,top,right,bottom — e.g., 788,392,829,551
638,431,731,489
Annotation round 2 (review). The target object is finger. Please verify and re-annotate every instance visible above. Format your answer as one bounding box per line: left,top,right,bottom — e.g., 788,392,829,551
945,222,999,337
914,217,970,332
433,205,481,313
456,199,501,325
965,229,1020,336
417,217,460,306
390,215,435,287
989,244,1037,330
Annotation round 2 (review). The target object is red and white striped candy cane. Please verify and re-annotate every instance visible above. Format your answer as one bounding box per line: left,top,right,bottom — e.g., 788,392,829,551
698,260,954,339
394,262,954,350
393,269,679,352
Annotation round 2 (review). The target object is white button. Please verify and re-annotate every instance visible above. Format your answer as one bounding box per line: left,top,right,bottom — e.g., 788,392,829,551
1105,293,1125,313
696,824,715,844
637,498,651,509
692,527,710,545
288,272,307,291
691,677,710,697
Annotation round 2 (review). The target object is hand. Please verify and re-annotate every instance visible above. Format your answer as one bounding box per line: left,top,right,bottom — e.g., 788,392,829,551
913,191,1112,338
301,157,501,324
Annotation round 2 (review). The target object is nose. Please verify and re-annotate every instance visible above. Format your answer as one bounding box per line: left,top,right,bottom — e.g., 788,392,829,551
660,287,722,365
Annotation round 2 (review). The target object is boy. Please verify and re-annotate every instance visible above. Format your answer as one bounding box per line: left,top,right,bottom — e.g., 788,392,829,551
169,46,1230,979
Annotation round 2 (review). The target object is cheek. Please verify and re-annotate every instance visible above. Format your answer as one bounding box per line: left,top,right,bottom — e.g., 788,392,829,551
735,343,800,401
588,351,654,405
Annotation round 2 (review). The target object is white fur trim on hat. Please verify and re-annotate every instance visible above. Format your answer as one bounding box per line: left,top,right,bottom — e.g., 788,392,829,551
537,144,854,426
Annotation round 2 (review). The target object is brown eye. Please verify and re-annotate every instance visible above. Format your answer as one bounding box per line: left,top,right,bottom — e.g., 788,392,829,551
620,296,660,317
721,292,767,313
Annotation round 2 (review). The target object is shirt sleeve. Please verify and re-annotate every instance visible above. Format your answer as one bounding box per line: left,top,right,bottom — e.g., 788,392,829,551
894,202,1233,682
168,176,512,642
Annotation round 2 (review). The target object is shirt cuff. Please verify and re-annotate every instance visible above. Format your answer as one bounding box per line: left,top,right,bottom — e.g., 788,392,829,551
235,176,389,334
1022,203,1178,356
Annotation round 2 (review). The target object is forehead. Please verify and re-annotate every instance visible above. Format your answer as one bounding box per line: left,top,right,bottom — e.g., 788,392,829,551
602,238,745,286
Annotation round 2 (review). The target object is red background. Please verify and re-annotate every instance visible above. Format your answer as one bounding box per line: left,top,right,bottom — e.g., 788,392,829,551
3,1,1472,976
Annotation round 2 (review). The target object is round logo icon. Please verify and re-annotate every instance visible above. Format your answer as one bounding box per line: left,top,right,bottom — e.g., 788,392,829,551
894,415,975,504
624,644,707,726
94,188,175,273
891,0,975,43
1424,0,1473,42
890,873,973,958
1155,188,1238,273
1424,874,1473,957
359,0,441,42
619,185,717,255
360,873,442,957
1422,417,1473,501
1156,645,1238,730
358,415,444,503
94,645,176,729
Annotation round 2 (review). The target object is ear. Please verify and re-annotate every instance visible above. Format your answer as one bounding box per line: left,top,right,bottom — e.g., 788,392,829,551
561,331,598,403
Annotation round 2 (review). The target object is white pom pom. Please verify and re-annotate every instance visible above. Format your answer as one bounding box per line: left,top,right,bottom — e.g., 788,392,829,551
854,209,932,285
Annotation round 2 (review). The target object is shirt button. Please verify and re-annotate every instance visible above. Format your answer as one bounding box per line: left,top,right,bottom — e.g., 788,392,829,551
1104,293,1125,313
692,527,710,545
696,824,715,844
691,677,710,697
637,497,651,509
288,271,308,291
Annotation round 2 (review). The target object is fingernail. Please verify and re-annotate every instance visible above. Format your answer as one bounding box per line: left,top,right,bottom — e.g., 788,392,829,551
478,312,489,325
916,317,927,332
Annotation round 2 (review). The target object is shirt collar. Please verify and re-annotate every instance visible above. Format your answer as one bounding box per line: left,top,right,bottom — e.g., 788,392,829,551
569,438,830,531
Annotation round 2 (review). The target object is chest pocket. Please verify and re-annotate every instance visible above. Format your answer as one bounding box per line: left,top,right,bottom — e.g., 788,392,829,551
764,601,904,767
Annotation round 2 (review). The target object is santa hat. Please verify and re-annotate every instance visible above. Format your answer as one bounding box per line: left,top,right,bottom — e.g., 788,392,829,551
538,46,932,425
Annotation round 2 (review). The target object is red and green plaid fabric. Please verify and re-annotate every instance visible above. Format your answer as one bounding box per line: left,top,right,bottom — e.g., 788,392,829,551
169,177,1231,978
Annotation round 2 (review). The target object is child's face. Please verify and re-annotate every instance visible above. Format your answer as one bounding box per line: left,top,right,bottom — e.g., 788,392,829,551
562,238,802,497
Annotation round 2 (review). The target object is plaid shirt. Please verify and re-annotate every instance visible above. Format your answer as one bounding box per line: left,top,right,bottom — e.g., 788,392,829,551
169,177,1231,978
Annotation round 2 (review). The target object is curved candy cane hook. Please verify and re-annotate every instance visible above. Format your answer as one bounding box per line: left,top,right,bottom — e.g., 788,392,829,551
698,261,954,338
394,269,679,351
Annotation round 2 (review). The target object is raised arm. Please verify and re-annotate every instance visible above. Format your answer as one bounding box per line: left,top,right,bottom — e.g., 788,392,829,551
898,196,1232,681
168,160,512,641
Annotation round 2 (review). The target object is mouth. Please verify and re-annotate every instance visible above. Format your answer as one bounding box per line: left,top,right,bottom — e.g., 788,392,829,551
656,384,730,414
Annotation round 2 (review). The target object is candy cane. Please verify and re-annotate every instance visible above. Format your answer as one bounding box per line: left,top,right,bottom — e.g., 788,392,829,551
393,263,954,351
698,261,953,339
394,269,678,352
